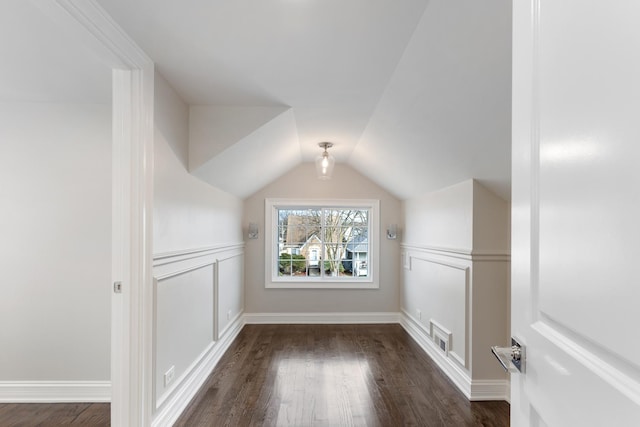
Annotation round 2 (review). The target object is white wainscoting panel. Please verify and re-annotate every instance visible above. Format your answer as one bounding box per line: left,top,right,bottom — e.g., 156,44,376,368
400,244,509,401
216,251,244,338
402,248,469,368
401,311,472,398
152,244,244,423
151,315,244,427
154,263,215,405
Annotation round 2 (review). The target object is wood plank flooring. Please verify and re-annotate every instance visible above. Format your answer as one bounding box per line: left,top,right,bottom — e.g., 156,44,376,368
176,324,509,426
0,324,509,426
0,402,109,426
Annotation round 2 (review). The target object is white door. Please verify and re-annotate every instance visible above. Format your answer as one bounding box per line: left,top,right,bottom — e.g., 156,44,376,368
512,1,640,425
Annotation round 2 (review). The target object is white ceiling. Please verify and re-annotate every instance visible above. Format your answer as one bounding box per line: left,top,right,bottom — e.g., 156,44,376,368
9,0,511,201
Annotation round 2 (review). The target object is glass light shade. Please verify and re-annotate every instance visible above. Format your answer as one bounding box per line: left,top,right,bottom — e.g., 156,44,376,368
315,152,335,180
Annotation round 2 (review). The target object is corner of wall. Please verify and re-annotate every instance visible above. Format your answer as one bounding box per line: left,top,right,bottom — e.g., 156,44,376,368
471,180,510,253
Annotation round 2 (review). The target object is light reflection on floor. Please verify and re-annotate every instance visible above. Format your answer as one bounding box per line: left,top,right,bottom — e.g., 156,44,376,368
273,356,374,426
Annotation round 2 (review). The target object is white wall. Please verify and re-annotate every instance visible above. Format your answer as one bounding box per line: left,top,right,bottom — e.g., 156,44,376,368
400,179,509,399
0,103,111,382
243,162,402,315
472,180,510,253
154,75,242,253
403,180,473,250
152,73,244,417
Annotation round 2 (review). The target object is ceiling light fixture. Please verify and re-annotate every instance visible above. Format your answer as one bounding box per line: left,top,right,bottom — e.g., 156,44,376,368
315,142,335,180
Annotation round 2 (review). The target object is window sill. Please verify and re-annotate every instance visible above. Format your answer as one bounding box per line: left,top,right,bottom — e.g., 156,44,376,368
266,280,379,290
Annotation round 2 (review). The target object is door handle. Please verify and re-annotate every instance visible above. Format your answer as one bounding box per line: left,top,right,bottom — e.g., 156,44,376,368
491,337,525,373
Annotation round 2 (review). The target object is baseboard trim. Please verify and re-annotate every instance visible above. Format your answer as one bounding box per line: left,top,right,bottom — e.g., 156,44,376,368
470,379,510,401
400,311,509,401
0,381,110,403
243,312,400,324
151,315,245,427
400,312,473,399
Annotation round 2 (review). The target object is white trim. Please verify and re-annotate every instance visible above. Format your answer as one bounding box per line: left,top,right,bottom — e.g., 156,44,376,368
219,310,244,338
153,243,244,266
217,251,245,263
408,256,471,368
401,244,510,262
400,311,509,401
401,311,472,398
265,199,380,289
469,380,510,402
244,312,400,324
265,281,379,290
33,0,151,69
0,381,111,403
34,2,155,426
151,316,245,427
111,67,155,427
213,262,220,342
408,254,470,272
154,261,215,281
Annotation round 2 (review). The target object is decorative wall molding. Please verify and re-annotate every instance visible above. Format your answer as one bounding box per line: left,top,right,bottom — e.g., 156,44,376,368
244,312,401,324
0,381,111,403
216,251,245,263
33,0,153,69
402,251,410,270
406,255,470,367
154,261,215,281
400,311,509,401
151,314,244,427
214,252,244,341
219,311,244,338
151,243,245,420
153,243,244,266
408,253,470,272
400,311,472,398
401,244,510,262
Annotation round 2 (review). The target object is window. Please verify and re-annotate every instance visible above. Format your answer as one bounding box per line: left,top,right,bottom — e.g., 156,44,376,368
265,199,379,289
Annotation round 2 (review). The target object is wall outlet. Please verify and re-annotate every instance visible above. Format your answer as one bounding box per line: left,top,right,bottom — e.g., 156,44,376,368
417,309,422,320
164,365,175,387
227,309,231,320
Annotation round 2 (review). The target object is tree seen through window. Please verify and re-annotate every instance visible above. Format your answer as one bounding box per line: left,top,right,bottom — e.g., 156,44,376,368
277,207,369,278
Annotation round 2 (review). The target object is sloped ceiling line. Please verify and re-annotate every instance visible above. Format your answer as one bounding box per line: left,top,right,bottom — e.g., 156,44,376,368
92,0,511,201
190,108,302,199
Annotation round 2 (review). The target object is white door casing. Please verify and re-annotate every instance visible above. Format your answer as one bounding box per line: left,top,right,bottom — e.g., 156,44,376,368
512,1,640,425
32,1,155,426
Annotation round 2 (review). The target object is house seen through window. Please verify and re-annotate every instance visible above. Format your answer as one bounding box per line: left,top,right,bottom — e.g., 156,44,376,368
277,207,369,279
265,199,379,288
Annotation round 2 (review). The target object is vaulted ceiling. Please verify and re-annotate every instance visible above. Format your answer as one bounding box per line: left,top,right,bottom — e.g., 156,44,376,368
6,0,512,201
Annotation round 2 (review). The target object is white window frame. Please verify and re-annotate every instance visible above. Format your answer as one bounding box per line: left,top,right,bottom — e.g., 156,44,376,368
265,198,380,289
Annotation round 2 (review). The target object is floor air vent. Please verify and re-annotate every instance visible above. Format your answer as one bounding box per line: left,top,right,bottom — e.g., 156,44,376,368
429,319,452,356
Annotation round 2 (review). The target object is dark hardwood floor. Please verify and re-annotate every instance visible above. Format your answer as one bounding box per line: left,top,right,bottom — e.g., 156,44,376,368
176,324,509,427
0,402,109,426
0,324,509,426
